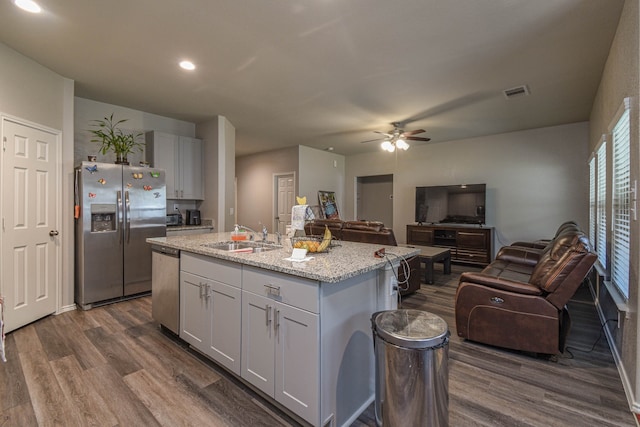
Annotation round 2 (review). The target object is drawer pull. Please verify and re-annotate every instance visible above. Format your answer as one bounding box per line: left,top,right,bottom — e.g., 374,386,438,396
264,283,281,297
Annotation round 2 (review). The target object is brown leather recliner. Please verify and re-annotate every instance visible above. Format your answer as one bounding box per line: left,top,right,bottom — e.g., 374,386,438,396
455,230,596,355
510,220,579,250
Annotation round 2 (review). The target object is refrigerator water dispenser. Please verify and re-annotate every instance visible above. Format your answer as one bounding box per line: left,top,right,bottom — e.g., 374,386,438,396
91,204,116,232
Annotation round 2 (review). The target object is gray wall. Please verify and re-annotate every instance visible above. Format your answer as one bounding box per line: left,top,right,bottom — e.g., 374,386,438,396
345,121,590,252
588,0,639,410
236,146,299,232
0,43,75,310
298,146,346,217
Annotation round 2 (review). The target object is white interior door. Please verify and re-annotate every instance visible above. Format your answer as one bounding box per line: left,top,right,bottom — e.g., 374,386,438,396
2,118,60,332
275,174,295,235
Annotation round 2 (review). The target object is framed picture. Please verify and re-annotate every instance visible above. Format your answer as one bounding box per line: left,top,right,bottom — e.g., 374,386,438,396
318,190,340,219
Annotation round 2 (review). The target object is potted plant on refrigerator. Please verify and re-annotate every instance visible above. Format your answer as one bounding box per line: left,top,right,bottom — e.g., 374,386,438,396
89,113,144,165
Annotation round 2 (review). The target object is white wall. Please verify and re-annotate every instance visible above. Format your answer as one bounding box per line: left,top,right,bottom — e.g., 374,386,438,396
298,146,346,217
0,43,75,310
345,122,590,253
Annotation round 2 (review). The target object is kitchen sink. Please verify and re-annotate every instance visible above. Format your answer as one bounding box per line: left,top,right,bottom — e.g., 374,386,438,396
204,241,281,253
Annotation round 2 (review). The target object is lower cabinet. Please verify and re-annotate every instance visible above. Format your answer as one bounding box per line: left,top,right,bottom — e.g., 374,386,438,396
179,254,384,426
241,291,319,422
180,255,242,375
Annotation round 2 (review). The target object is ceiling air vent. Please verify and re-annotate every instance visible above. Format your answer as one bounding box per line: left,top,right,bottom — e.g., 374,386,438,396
503,85,530,99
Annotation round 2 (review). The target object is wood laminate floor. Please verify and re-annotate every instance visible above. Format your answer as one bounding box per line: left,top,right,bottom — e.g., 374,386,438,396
0,265,636,426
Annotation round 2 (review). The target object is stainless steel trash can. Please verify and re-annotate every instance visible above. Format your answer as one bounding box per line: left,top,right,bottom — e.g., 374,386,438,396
372,309,449,427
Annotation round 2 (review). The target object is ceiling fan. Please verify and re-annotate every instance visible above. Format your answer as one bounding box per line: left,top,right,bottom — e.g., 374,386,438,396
361,123,431,152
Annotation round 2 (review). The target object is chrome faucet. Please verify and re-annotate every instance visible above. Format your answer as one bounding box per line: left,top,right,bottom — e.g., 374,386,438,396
235,223,270,241
235,224,258,241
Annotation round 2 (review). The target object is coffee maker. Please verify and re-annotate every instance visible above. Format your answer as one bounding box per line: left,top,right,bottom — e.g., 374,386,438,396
186,209,201,225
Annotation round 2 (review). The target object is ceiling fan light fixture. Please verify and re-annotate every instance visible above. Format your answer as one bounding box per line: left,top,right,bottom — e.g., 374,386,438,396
381,140,395,152
396,139,410,150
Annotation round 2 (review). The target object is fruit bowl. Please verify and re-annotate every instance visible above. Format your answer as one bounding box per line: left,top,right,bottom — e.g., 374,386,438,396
291,236,327,253
291,225,334,253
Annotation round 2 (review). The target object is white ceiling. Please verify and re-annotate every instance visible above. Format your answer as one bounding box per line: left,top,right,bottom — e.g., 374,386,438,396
0,0,624,156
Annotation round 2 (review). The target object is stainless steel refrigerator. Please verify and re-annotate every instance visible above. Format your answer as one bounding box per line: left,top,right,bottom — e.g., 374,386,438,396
75,161,166,309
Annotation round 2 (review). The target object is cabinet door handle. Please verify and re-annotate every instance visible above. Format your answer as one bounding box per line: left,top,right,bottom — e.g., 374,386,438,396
205,283,211,300
274,309,280,334
199,282,204,299
266,304,272,326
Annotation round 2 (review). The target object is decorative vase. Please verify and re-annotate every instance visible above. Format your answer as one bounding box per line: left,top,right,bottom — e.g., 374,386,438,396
115,154,129,165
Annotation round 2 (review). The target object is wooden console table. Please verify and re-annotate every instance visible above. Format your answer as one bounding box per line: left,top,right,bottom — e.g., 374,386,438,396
406,224,493,266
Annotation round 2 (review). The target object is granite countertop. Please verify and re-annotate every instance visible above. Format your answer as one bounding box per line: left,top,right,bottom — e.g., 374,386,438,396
147,232,419,283
167,224,214,231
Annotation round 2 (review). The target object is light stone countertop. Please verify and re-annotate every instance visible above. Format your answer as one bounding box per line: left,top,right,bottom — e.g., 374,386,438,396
166,224,214,231
147,232,419,283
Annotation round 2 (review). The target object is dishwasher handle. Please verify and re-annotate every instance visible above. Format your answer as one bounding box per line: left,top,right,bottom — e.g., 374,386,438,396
151,245,180,257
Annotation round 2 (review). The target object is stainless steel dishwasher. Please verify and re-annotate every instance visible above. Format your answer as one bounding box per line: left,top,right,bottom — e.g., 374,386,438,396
151,244,180,334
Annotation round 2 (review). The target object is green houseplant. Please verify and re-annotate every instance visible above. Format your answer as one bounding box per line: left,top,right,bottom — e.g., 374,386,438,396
89,113,144,165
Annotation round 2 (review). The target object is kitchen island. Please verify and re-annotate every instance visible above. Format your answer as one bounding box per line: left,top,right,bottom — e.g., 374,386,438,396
147,232,419,427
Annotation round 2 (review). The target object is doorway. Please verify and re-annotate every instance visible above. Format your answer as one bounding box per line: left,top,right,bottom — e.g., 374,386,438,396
356,174,393,226
273,172,296,235
1,116,61,332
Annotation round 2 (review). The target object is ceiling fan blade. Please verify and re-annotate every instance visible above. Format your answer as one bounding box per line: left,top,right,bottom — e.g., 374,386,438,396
406,136,431,142
360,138,384,144
374,130,392,137
401,129,426,136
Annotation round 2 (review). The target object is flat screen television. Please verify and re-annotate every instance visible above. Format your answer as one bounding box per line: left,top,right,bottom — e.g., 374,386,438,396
415,184,486,225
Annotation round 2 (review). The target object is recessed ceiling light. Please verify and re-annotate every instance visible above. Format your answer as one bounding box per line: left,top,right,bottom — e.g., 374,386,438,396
179,60,196,71
14,0,41,13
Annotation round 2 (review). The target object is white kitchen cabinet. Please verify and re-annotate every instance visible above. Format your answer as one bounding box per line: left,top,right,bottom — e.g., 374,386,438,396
145,131,203,200
180,254,242,375
178,136,203,200
173,250,383,427
241,267,319,423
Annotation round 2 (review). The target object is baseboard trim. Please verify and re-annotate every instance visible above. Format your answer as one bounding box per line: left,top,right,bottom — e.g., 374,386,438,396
56,303,77,314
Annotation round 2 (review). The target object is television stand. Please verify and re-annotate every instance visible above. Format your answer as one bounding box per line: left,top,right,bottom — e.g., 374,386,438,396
406,224,493,266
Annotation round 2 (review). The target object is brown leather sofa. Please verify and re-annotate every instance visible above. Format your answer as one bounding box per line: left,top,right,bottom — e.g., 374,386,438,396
454,226,596,355
304,219,420,294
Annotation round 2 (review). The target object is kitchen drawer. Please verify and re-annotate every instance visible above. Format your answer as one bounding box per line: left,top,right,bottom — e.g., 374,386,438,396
181,252,242,288
242,266,319,313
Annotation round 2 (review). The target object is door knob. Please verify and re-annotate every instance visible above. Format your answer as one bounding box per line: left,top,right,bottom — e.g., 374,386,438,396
49,230,59,236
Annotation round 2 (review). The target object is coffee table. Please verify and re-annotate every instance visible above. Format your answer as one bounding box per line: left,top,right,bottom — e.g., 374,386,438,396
403,245,451,284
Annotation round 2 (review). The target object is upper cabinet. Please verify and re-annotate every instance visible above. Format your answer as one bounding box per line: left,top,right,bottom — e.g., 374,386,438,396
145,131,204,200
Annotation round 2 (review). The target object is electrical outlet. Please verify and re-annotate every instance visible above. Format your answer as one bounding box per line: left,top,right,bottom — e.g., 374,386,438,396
174,204,179,211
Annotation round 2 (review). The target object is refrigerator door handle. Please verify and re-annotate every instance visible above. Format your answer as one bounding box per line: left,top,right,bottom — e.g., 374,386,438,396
125,190,131,243
117,190,123,244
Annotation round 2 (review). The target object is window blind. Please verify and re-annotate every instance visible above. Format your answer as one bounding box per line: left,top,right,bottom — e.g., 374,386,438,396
596,142,607,270
589,157,596,248
611,107,630,298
